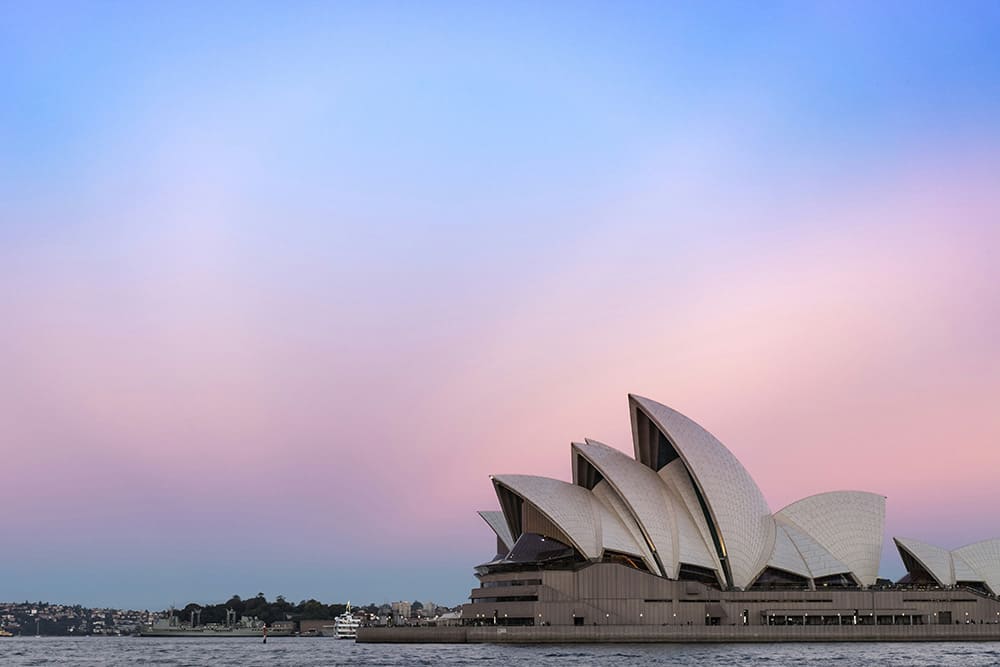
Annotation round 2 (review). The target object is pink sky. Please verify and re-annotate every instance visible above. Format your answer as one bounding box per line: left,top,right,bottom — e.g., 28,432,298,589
4,141,999,606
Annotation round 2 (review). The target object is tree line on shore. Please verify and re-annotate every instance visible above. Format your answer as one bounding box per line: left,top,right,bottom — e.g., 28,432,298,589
174,593,363,625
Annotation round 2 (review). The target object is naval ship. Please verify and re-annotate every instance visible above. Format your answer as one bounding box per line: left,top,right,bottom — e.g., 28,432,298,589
139,608,293,638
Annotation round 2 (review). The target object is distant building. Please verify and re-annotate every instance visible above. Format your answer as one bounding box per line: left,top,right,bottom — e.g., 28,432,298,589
390,601,411,621
431,611,462,626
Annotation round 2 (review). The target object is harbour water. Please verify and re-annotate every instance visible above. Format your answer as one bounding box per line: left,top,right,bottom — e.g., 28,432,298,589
2,638,1000,666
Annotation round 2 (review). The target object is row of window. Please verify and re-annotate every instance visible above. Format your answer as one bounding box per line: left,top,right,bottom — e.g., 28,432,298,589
481,579,542,589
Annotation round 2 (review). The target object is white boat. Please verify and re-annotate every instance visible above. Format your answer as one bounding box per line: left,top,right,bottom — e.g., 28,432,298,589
334,602,360,639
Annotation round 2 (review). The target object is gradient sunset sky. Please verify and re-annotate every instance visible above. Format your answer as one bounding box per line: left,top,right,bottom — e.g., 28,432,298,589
3,2,1000,609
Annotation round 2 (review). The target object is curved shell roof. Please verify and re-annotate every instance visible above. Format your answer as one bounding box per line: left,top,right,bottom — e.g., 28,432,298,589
591,481,652,561
491,474,645,561
478,510,515,553
894,537,953,587
658,459,724,575
492,474,601,558
766,519,812,579
573,440,677,577
892,537,1000,592
631,395,774,589
953,539,1000,595
482,395,904,591
590,481,660,573
777,491,885,587
952,552,984,583
777,517,851,579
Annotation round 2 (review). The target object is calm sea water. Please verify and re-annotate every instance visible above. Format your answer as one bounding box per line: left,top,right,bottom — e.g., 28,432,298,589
2,638,1000,666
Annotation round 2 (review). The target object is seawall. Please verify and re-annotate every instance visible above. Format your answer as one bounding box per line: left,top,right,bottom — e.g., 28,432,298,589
357,624,1000,644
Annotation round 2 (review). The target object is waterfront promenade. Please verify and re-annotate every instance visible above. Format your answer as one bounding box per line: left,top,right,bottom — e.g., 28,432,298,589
358,623,1000,644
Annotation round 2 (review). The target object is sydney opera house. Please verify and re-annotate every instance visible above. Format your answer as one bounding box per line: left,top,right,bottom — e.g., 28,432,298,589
464,395,1000,628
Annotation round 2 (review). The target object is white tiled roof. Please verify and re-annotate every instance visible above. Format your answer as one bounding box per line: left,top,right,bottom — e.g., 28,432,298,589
591,481,649,561
951,552,984,584
952,539,1000,595
776,491,885,587
777,517,851,579
482,396,904,591
574,439,677,577
632,395,775,589
477,510,515,552
767,518,812,579
491,474,645,562
659,459,724,576
492,475,601,558
894,537,953,587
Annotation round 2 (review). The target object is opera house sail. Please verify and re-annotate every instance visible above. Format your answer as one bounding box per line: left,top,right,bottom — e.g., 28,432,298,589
463,395,1000,629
